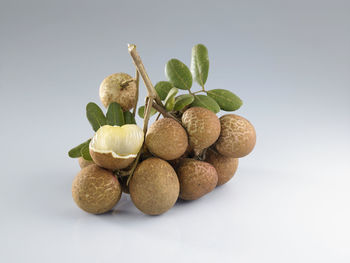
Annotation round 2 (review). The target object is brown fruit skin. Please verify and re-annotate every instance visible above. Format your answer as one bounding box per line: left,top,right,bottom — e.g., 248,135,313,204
129,158,179,215
181,107,221,155
176,159,218,201
146,118,188,160
72,165,122,214
205,149,239,186
215,114,256,158
90,150,135,171
78,157,94,169
99,73,137,110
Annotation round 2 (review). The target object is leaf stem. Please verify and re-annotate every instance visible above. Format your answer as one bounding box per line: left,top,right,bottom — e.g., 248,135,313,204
192,90,206,95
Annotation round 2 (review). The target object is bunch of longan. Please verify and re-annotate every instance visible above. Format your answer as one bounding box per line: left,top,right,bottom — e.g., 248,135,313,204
69,44,256,216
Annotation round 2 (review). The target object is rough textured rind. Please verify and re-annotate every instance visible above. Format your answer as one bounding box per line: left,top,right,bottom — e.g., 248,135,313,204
72,165,122,214
78,157,94,169
215,114,256,158
129,158,179,215
99,73,137,110
205,149,238,186
181,107,221,155
176,158,218,200
90,150,135,171
146,118,188,160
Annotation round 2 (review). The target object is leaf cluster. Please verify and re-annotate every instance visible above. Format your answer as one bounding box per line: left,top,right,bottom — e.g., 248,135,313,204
140,44,243,114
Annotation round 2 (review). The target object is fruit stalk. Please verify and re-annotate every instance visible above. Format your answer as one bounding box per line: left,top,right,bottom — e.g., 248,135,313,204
132,69,139,117
152,101,181,124
143,97,153,133
127,44,162,106
124,46,159,184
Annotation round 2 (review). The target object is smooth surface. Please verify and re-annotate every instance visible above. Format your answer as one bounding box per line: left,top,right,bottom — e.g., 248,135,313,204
1,0,350,262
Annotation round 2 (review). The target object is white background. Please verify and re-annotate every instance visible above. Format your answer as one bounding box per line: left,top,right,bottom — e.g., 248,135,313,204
1,0,349,262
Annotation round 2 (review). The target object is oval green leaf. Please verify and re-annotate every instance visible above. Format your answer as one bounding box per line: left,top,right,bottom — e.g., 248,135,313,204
191,44,209,87
173,94,194,111
207,89,243,111
164,87,178,111
138,106,157,118
86,102,106,131
68,139,91,158
81,143,92,161
154,81,174,100
190,95,220,113
124,111,136,124
165,59,192,90
106,102,125,126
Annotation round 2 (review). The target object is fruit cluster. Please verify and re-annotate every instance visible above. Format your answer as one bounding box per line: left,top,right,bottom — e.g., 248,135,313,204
68,44,256,216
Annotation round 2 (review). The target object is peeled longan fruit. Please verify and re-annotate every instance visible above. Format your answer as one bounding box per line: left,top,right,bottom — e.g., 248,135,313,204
205,149,238,186
78,157,94,169
99,73,137,110
145,118,188,160
181,107,221,155
129,158,179,215
89,124,144,171
215,114,256,158
176,158,218,200
72,165,122,214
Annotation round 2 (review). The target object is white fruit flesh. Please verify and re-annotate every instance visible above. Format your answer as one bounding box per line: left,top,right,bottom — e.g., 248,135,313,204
90,124,144,159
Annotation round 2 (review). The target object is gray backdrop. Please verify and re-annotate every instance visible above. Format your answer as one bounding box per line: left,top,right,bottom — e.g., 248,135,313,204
1,0,349,262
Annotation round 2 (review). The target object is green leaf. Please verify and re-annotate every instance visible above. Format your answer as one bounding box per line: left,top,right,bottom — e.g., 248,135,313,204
86,102,107,131
207,89,243,111
190,95,220,113
81,143,92,161
124,111,136,124
164,87,178,111
106,102,124,126
138,106,157,118
173,94,194,111
68,139,91,158
165,59,192,90
154,81,174,100
191,44,209,87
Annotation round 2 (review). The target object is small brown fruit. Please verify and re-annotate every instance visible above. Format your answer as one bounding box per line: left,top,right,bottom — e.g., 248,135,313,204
176,158,218,200
129,158,179,215
181,107,221,155
78,157,94,169
205,149,238,186
215,114,256,158
145,118,188,160
99,73,137,110
72,165,122,214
